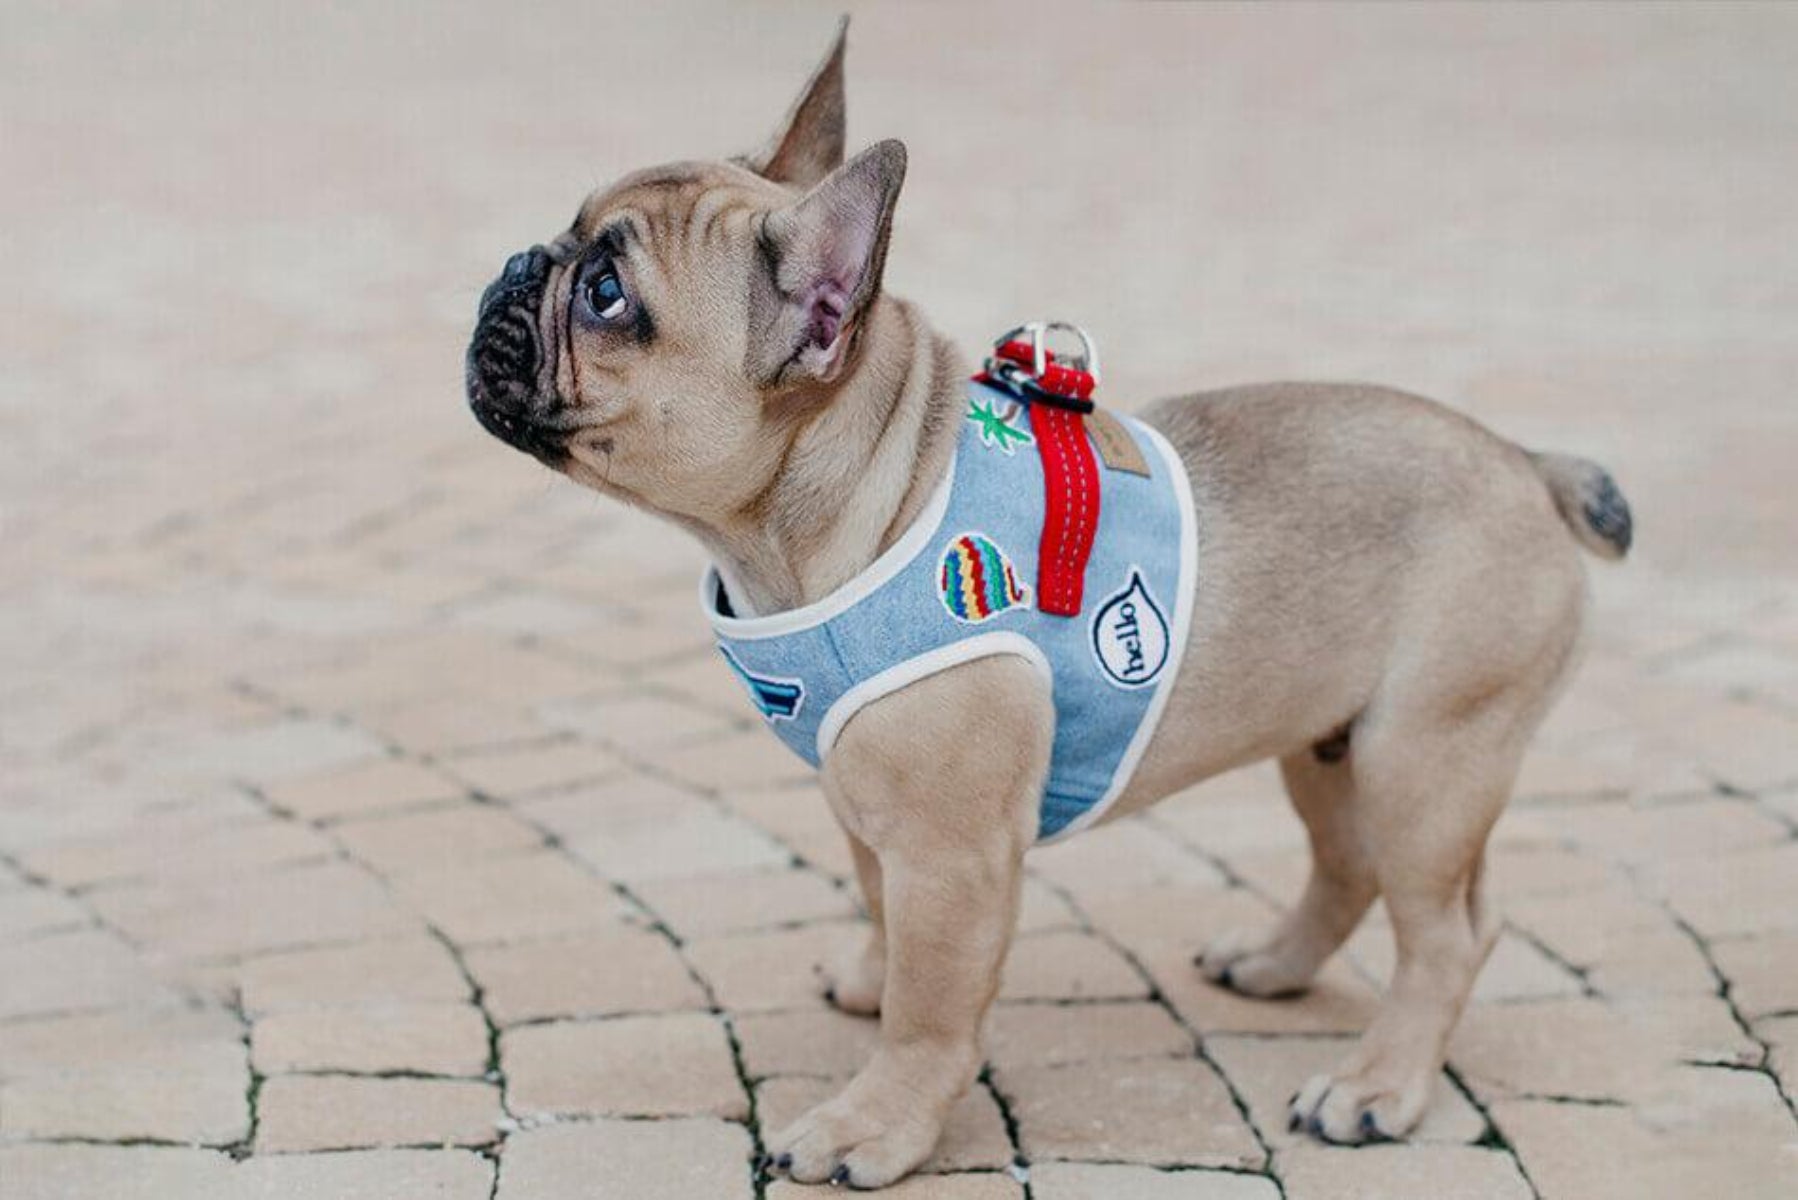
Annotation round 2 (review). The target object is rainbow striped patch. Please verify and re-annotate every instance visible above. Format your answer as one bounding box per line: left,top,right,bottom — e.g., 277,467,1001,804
938,532,1029,623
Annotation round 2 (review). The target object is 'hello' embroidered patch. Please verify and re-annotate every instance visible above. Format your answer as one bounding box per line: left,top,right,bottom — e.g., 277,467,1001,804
938,532,1030,623
1089,568,1170,688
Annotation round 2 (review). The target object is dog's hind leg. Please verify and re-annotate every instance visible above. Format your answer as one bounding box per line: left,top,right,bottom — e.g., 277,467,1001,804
1198,743,1379,997
1288,694,1527,1143
818,831,886,1015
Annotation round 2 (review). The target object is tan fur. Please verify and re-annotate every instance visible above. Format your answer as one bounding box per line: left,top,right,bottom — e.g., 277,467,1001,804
467,24,1629,1187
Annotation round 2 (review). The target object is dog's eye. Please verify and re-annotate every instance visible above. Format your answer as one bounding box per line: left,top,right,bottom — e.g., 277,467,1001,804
585,271,628,322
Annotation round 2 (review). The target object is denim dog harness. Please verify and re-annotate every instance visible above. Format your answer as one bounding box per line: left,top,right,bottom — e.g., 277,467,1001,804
703,329,1196,842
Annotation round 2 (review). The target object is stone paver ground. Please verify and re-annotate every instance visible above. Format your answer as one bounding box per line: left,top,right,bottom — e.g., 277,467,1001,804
4,4,1797,1197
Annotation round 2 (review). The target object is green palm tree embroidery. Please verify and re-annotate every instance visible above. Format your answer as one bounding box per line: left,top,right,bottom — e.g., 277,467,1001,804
967,395,1033,453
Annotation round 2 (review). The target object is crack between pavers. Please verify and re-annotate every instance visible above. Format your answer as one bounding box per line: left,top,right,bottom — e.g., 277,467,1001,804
1022,871,1288,1199
453,778,773,1200
221,988,263,1161
1502,920,1601,1000
233,777,515,1163
977,1065,1033,1199
1440,1064,1544,1200
1662,907,1798,1132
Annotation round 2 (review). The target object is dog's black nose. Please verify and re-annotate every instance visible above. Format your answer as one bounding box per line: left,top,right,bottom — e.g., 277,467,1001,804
467,245,564,465
502,246,548,286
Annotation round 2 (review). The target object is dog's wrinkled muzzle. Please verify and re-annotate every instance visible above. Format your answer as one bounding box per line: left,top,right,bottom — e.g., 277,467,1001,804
466,246,566,466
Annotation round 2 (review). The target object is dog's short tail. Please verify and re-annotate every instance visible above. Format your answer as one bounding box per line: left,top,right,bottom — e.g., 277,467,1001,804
1528,451,1633,560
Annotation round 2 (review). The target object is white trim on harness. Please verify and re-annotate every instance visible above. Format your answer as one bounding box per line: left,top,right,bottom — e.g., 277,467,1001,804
1035,421,1198,844
815,632,1054,761
701,449,959,642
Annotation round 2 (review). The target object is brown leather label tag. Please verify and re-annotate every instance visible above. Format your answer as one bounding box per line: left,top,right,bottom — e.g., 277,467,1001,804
1086,409,1151,477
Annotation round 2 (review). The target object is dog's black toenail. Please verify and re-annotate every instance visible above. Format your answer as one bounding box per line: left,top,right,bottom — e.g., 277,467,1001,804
1288,1110,1303,1132
1307,1112,1325,1138
1217,966,1235,990
823,985,838,1004
775,1153,792,1170
830,1164,851,1186
1359,1109,1393,1143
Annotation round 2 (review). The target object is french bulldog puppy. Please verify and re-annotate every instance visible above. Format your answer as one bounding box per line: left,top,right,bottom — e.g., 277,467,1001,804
466,22,1631,1189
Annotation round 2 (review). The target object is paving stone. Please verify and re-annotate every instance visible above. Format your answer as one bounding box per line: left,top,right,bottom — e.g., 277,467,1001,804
388,850,625,945
645,729,820,792
1494,1095,1798,1200
1029,1162,1280,1200
1001,930,1151,1002
498,1118,754,1200
1672,698,1798,791
985,1001,1191,1070
1711,931,1798,1018
89,859,422,961
720,784,856,879
999,1057,1264,1170
0,886,89,942
1759,1013,1798,1097
684,922,860,1013
1541,796,1790,865
251,1001,490,1075
560,800,793,883
1584,924,1720,997
146,718,386,786
332,801,544,873
363,697,551,755
502,1013,748,1119
1029,819,1229,904
1344,922,1584,1002
1016,876,1082,934
757,1076,1013,1172
1277,1145,1533,1200
261,756,468,822
464,925,708,1023
733,1009,881,1079
1652,842,1798,938
630,867,856,937
0,928,177,1018
1448,995,1756,1104
446,740,623,798
0,1145,234,1200
21,818,337,890
769,1178,1022,1200
0,1033,249,1143
235,1149,495,1199
238,935,470,1013
1206,1034,1486,1148
515,773,714,841
1150,942,1382,1037
538,691,738,750
256,1075,502,1152
1502,884,1680,969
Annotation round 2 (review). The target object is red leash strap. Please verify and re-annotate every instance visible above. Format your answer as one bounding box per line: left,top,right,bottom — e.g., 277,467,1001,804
1033,404,1101,616
983,332,1103,617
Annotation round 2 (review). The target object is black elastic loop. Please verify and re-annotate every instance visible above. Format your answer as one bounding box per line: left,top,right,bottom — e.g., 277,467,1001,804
983,363,1097,414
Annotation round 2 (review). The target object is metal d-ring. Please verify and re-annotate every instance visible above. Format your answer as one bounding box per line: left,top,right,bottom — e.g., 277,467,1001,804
995,321,1102,384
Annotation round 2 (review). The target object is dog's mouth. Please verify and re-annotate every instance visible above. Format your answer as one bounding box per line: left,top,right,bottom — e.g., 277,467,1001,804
466,246,569,468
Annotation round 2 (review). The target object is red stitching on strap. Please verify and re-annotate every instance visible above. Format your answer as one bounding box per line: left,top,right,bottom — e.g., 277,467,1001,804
1034,408,1100,617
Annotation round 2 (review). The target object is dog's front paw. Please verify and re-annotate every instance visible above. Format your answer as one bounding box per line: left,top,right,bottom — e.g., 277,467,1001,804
1197,926,1316,998
766,1083,943,1189
1288,1065,1432,1145
816,927,885,1016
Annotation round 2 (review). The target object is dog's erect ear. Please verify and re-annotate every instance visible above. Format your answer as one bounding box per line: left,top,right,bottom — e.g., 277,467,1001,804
742,17,849,189
748,139,908,387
